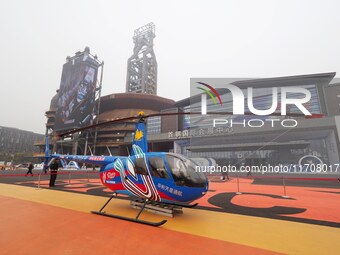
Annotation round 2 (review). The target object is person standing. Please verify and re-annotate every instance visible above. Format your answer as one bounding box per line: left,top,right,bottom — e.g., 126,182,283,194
49,158,61,187
220,160,230,181
26,162,34,176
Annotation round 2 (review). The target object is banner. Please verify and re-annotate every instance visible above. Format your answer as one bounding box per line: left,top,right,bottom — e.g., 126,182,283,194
54,54,99,131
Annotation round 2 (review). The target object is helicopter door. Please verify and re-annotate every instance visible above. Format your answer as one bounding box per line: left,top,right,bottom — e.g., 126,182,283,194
165,154,206,187
133,157,149,175
147,157,170,179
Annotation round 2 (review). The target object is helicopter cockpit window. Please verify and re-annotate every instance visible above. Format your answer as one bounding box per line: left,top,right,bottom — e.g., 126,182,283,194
148,157,169,179
166,154,206,187
134,157,148,175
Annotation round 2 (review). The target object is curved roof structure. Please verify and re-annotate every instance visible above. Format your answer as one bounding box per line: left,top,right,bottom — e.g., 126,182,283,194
95,93,175,152
100,92,175,114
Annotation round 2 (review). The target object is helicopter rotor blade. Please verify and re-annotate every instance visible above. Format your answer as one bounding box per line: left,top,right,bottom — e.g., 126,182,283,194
58,111,306,137
58,115,139,137
58,112,201,137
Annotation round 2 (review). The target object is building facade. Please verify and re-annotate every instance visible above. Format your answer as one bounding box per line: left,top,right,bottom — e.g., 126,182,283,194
0,126,43,161
39,72,340,168
136,72,340,167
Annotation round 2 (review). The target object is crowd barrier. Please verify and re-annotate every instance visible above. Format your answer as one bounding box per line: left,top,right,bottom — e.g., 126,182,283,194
0,170,99,190
1,171,339,198
209,174,340,198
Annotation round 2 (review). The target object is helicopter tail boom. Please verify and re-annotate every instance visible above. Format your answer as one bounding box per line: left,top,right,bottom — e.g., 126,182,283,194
52,154,119,167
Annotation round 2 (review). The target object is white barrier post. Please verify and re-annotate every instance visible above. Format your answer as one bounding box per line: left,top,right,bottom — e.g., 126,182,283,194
36,173,41,190
236,173,242,194
282,176,289,198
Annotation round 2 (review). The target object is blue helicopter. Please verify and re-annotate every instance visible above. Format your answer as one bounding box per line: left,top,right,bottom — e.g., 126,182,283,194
44,112,209,226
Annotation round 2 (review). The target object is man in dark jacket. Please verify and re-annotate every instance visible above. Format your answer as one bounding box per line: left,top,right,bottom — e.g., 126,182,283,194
26,162,34,176
49,158,61,187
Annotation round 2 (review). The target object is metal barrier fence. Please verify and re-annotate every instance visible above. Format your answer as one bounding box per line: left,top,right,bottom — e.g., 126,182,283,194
208,174,340,198
1,170,339,198
0,170,99,190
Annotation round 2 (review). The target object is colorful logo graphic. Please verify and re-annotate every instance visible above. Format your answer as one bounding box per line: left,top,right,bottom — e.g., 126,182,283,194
196,82,223,106
134,129,144,141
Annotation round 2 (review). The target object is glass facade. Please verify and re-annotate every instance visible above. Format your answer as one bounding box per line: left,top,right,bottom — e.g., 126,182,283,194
185,79,338,169
147,116,161,134
183,136,330,166
142,77,339,168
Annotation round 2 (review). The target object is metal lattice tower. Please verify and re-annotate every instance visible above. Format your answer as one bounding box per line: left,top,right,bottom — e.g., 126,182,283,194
126,22,157,95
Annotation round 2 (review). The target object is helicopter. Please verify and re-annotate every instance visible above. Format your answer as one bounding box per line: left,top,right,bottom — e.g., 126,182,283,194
44,112,209,226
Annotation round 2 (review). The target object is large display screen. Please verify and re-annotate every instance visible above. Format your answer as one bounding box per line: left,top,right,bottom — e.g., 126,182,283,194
54,54,99,131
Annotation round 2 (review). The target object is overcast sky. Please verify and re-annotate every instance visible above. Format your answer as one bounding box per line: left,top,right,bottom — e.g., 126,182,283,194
0,0,339,134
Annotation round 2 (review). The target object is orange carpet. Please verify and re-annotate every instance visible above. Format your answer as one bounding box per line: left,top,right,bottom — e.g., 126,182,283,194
0,195,280,255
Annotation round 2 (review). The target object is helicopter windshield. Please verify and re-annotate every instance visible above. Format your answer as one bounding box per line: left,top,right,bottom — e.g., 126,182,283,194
166,154,207,187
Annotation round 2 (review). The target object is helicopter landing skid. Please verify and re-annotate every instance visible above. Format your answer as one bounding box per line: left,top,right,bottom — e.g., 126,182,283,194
130,200,197,217
162,201,198,208
131,199,183,217
91,194,167,227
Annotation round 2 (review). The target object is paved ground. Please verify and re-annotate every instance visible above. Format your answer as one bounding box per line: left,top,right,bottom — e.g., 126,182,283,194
1,169,340,254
